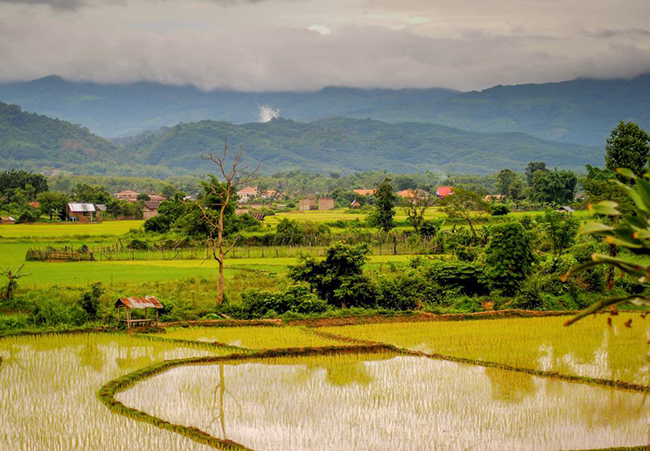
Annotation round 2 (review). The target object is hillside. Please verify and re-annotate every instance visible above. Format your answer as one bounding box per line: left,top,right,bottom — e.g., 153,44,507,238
0,104,603,176
0,102,126,170
0,74,648,146
124,117,603,175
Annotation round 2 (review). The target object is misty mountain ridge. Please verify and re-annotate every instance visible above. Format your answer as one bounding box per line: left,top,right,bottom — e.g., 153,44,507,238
0,101,603,177
0,73,648,146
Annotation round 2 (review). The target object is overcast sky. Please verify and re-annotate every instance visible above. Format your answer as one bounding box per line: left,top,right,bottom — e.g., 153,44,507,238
1,0,649,91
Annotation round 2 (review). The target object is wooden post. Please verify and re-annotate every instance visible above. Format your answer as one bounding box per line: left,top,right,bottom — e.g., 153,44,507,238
126,308,132,329
155,309,159,326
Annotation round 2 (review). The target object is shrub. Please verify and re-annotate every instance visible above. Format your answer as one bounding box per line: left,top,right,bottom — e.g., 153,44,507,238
237,284,329,318
484,222,535,295
423,260,488,297
29,298,85,326
78,282,104,320
491,204,510,216
127,239,150,250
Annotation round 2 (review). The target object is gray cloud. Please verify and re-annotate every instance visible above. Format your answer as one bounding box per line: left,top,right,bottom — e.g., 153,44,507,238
0,0,271,11
0,0,649,90
586,28,650,39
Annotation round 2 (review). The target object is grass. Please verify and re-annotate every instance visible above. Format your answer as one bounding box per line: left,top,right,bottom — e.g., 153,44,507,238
0,332,225,450
156,326,350,349
322,313,650,386
115,348,650,450
0,220,144,238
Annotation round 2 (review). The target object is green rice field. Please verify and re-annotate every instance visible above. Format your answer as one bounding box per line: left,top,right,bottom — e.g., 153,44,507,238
1,316,648,450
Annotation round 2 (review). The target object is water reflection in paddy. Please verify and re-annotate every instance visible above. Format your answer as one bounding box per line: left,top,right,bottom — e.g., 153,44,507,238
118,352,649,450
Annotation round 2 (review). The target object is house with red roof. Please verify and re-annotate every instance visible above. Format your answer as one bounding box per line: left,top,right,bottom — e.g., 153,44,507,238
436,187,454,198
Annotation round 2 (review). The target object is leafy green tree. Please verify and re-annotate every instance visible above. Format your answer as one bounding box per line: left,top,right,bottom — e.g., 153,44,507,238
289,242,376,308
508,177,525,200
275,218,305,245
604,121,650,179
563,168,650,324
77,282,104,320
71,183,111,204
485,222,535,294
439,187,489,238
525,162,547,187
37,191,69,221
540,209,580,256
496,169,517,196
531,169,577,205
0,170,48,202
136,193,151,201
370,178,397,232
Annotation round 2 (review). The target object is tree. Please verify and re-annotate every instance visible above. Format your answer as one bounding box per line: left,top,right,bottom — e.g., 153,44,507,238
403,190,433,234
137,193,151,202
198,140,259,306
484,222,534,295
289,242,375,308
370,178,397,232
604,122,650,179
0,170,48,202
1,265,28,301
525,162,547,187
37,191,68,221
540,209,579,257
439,187,489,238
531,169,577,205
496,169,517,196
71,183,111,204
562,168,650,325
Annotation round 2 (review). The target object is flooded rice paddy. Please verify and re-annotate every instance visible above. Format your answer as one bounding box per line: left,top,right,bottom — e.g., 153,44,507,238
1,316,648,450
117,352,649,450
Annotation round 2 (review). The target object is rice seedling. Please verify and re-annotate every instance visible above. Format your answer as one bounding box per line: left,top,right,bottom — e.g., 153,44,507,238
157,326,350,350
117,351,649,450
0,333,230,450
321,313,649,386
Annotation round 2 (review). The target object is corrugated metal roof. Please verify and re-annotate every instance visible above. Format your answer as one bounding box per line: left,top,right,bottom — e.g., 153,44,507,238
95,204,107,211
115,296,163,309
68,203,96,213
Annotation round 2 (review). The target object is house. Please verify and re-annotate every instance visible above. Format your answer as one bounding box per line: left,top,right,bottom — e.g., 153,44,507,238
67,203,96,223
299,198,316,211
436,187,454,198
260,189,277,199
353,189,375,196
237,186,258,201
149,194,166,202
143,201,161,220
0,217,15,224
350,200,361,209
484,194,505,202
318,197,335,211
115,190,139,202
558,206,575,215
115,296,163,329
397,189,419,199
28,201,40,209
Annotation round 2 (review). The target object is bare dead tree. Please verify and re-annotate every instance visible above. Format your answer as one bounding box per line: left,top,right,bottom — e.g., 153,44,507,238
198,139,259,305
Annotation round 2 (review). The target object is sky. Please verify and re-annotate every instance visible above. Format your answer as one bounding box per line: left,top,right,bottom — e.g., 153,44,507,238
0,0,650,91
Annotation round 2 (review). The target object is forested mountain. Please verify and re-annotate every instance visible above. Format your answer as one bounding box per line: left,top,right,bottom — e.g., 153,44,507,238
122,117,602,175
0,102,124,169
0,74,648,146
0,101,603,176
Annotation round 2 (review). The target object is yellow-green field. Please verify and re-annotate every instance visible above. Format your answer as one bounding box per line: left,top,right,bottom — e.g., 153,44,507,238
322,313,649,386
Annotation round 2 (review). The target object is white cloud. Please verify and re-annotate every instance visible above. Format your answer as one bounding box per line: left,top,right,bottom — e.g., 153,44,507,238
307,24,331,35
258,104,280,122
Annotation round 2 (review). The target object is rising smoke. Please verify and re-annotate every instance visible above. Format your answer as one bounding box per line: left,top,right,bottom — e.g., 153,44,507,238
258,105,280,122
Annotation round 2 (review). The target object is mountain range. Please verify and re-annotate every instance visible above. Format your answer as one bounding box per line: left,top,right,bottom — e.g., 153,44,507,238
0,74,648,146
0,101,602,176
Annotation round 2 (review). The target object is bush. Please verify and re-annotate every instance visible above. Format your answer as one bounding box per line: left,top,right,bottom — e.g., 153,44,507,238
127,239,151,250
423,260,488,297
236,284,329,318
485,222,535,294
491,204,510,216
29,298,85,326
377,270,437,310
78,282,104,320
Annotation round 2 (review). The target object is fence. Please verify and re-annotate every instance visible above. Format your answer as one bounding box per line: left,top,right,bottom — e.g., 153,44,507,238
25,236,441,262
